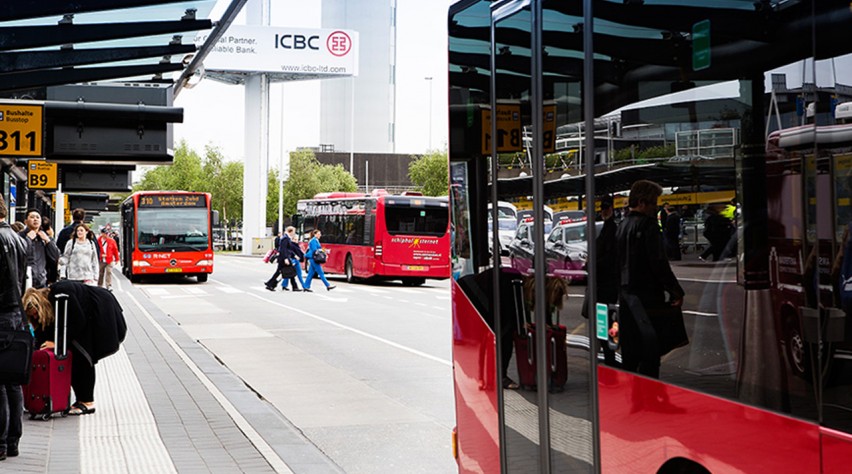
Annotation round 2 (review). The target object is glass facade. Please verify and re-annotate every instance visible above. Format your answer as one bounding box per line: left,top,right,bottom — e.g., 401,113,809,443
450,0,852,471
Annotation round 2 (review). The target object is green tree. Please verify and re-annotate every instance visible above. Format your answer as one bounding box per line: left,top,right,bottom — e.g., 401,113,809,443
134,140,204,191
280,150,358,216
408,150,448,196
133,141,244,223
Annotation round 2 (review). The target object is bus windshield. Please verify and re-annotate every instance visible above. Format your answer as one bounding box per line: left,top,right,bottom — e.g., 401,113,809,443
384,205,448,236
137,208,209,251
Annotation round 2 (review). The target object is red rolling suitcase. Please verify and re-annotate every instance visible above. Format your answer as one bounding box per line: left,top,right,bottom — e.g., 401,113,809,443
23,293,72,420
511,278,537,389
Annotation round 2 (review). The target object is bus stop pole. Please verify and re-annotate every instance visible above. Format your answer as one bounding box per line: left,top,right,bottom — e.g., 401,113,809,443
56,183,65,229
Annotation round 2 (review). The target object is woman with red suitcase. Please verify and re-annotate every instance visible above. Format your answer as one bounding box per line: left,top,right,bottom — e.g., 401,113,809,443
22,280,126,416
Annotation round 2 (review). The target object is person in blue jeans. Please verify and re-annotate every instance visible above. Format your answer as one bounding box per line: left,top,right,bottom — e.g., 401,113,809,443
281,226,306,291
303,229,336,292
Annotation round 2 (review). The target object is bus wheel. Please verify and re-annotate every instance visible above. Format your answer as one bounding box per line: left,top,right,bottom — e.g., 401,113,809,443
197,274,208,283
345,255,355,283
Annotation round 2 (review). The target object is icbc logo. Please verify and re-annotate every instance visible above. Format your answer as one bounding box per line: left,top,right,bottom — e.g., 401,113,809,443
327,31,351,57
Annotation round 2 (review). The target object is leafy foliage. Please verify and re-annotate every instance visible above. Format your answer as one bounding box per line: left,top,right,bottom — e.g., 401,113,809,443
134,143,358,226
280,150,358,216
408,150,448,196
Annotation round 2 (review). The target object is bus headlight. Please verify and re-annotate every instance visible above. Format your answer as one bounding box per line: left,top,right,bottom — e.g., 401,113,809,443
196,259,212,266
133,260,151,267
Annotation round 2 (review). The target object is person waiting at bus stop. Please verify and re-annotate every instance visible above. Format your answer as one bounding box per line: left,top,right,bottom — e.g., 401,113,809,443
616,180,685,378
303,229,336,292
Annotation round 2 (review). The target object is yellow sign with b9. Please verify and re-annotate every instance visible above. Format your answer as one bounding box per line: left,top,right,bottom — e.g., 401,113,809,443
28,161,57,190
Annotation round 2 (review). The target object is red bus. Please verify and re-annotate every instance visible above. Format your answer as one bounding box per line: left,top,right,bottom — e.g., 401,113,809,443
120,191,214,283
295,190,450,285
449,1,852,472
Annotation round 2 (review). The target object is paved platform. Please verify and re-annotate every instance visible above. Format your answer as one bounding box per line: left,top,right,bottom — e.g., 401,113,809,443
3,273,343,473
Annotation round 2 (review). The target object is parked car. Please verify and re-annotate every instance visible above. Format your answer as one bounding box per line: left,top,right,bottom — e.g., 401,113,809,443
508,220,553,275
544,220,602,282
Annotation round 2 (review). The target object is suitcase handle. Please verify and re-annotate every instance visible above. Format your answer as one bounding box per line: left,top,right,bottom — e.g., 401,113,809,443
512,279,526,336
550,336,557,373
53,293,69,360
526,330,534,366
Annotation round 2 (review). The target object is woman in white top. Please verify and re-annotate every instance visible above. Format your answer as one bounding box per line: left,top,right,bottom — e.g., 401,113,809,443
60,223,99,284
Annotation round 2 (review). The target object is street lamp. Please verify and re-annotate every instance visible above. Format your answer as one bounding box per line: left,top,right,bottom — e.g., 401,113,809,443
425,76,433,151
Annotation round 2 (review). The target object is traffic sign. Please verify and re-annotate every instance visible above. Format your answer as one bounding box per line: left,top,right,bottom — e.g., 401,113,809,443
28,161,58,189
0,102,44,157
596,303,609,341
692,20,711,71
481,104,523,155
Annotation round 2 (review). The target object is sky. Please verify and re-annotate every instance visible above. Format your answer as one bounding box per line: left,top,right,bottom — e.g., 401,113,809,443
173,0,454,164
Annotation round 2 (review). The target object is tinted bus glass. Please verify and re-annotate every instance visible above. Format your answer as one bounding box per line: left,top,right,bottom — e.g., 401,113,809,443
137,208,209,251
384,206,447,236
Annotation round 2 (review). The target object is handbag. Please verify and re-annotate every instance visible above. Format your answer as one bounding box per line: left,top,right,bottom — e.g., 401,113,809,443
263,248,278,263
0,321,34,385
313,249,328,264
647,304,689,356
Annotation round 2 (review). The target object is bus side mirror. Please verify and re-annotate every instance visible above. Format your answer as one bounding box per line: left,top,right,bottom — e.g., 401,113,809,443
212,210,220,226
291,214,303,227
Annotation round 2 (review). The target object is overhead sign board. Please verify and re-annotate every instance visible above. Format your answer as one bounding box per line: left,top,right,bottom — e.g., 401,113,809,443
28,161,57,189
0,102,43,157
481,104,523,155
196,25,359,77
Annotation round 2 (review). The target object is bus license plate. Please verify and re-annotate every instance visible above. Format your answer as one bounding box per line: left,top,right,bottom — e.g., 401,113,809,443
405,265,427,271
165,268,183,273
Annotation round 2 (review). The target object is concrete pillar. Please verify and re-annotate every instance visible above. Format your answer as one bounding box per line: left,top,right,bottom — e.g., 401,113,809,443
241,0,270,255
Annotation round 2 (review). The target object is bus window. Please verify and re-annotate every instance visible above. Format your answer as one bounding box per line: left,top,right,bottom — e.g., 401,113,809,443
384,206,448,236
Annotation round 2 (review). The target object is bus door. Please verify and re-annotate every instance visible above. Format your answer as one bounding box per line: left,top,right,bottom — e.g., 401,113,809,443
816,45,852,468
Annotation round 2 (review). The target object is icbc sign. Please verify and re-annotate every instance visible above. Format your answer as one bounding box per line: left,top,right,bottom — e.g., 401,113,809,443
275,34,320,50
327,31,352,57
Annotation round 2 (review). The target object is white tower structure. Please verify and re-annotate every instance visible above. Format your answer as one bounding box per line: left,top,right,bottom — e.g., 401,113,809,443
321,0,397,153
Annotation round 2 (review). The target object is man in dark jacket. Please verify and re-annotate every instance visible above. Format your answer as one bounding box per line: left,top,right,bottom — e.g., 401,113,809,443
19,209,60,289
0,194,28,459
264,226,304,291
55,207,85,254
583,195,620,367
616,180,684,378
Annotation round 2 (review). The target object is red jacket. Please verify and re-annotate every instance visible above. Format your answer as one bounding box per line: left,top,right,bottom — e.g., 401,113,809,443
97,234,120,264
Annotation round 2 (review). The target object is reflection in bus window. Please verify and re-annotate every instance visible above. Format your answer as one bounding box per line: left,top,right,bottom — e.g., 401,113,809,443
384,207,448,236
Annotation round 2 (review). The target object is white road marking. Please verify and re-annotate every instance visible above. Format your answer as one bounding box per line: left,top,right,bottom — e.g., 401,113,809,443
245,292,452,367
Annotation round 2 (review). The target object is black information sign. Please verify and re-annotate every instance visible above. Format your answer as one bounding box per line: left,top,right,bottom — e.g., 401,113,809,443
139,194,205,208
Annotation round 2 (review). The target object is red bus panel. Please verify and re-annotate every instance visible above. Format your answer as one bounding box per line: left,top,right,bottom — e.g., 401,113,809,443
599,367,820,473
451,279,499,474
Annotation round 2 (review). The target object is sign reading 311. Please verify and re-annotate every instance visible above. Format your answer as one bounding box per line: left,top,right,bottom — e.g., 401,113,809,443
0,102,44,157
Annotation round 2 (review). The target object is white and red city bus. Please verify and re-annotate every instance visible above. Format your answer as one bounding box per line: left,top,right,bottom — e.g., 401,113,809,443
120,191,214,283
448,1,852,472
295,190,450,285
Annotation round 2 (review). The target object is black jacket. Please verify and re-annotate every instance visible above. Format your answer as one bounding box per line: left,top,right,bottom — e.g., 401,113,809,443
616,210,684,308
278,234,304,262
0,221,27,311
596,216,620,303
35,280,127,366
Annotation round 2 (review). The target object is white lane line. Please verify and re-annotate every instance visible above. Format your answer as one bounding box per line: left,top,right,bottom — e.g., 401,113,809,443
81,346,177,473
184,287,208,295
363,288,390,294
127,294,293,474
246,292,452,367
218,286,244,294
434,295,450,300
431,306,445,310
144,288,169,296
679,278,736,284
